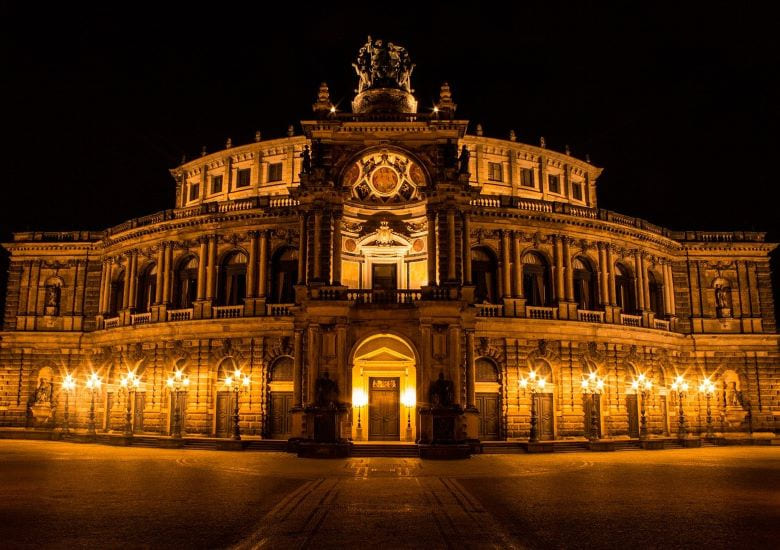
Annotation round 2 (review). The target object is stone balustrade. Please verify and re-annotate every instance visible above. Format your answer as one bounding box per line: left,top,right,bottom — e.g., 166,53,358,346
167,308,193,322
130,312,152,325
621,313,643,327
213,305,243,319
577,309,605,323
527,306,558,320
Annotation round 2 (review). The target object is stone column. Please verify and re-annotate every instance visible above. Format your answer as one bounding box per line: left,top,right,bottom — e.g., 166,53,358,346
447,209,457,282
564,238,574,301
197,238,207,301
127,251,138,310
297,213,307,284
598,243,609,306
664,262,676,315
462,213,472,285
258,230,268,299
641,254,651,310
501,230,512,298
634,251,645,310
465,330,476,408
512,232,523,297
99,261,109,314
661,261,671,314
155,245,165,304
332,212,342,285
246,231,258,298
426,210,437,286
607,246,616,305
121,255,131,309
162,243,172,304
206,236,217,300
313,210,322,281
554,236,564,302
293,330,303,406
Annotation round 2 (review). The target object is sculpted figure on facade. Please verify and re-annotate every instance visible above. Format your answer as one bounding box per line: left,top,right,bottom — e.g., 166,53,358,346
353,36,415,93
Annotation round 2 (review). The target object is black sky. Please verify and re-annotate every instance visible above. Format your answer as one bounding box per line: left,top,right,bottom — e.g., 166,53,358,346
1,2,778,315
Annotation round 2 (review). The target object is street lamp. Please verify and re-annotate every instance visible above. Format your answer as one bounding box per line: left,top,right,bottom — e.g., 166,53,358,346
401,387,416,442
352,387,367,441
85,372,102,436
224,368,250,440
119,370,141,437
670,375,689,438
519,370,547,443
581,371,605,441
166,369,190,439
698,378,716,438
61,373,76,435
631,373,653,439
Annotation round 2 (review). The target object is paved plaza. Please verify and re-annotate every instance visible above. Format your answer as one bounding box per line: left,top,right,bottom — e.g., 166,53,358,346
0,441,778,549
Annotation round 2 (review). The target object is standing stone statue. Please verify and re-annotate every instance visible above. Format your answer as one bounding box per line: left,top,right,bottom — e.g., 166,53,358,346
300,145,312,174
429,372,454,408
458,145,470,175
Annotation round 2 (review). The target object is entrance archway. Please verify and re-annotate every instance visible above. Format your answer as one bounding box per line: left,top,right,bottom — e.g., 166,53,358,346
351,334,417,442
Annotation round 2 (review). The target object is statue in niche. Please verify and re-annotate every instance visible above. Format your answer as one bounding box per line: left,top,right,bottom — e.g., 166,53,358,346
715,285,730,309
44,284,60,316
714,280,732,317
33,377,53,404
429,372,455,408
300,145,312,174
458,145,470,175
314,371,339,408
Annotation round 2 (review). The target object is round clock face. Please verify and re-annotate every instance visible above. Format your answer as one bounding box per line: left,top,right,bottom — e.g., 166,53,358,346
345,150,425,204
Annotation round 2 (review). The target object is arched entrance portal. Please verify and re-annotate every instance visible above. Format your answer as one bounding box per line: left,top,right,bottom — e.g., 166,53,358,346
351,334,417,442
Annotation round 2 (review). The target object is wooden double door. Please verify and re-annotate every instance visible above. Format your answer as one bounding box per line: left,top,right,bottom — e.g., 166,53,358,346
216,391,235,438
626,394,640,438
269,391,293,439
476,393,501,440
368,377,400,441
583,394,602,439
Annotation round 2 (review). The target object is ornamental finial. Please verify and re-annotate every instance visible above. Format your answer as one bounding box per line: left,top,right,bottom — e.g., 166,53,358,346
509,130,517,142
313,82,334,114
435,82,457,114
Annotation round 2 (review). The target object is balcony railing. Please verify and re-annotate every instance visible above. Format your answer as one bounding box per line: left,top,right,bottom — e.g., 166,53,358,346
621,313,642,327
104,317,120,329
130,312,151,325
653,318,671,331
476,303,504,317
527,306,558,320
213,305,243,319
347,289,422,304
167,308,193,322
266,303,294,316
577,309,605,323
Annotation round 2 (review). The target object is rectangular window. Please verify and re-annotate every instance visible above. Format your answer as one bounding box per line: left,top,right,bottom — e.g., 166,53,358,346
211,175,223,194
521,167,535,187
487,162,503,182
548,174,560,194
189,183,200,201
572,182,583,201
236,168,251,188
268,162,283,182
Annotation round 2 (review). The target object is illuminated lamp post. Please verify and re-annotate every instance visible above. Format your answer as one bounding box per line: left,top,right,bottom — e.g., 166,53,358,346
85,372,102,436
352,388,367,441
519,370,547,443
698,378,716,438
631,373,653,440
166,369,190,439
581,371,605,441
224,368,250,441
119,370,141,437
401,387,416,442
670,375,689,438
61,373,76,435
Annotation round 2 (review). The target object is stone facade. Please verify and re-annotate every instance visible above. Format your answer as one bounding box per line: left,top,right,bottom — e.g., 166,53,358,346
1,41,778,442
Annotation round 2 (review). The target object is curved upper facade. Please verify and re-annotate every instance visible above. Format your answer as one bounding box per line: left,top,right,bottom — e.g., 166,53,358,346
1,38,777,443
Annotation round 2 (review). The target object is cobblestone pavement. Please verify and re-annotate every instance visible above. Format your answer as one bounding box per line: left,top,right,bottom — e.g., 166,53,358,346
0,441,777,549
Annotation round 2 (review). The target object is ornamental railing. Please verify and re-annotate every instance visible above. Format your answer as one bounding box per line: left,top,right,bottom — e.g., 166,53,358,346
266,303,294,316
577,309,605,323
103,317,120,329
167,308,193,322
476,303,504,317
130,312,151,325
527,306,558,320
621,313,643,327
653,318,671,331
347,289,422,304
213,305,243,319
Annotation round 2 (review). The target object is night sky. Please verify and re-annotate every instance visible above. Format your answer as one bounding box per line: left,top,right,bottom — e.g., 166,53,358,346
1,3,778,318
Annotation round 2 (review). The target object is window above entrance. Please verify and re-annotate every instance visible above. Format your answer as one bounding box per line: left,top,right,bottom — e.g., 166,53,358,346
343,149,426,204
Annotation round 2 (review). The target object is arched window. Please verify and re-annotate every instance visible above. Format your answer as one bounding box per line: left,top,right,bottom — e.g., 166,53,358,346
475,357,499,382
522,252,551,306
647,271,664,316
173,256,198,309
572,256,598,310
219,251,247,306
471,247,499,304
135,263,157,313
109,269,125,317
615,263,636,312
270,247,298,304
270,356,294,381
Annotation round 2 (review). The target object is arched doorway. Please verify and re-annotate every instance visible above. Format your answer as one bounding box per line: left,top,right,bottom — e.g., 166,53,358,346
625,363,640,438
218,251,247,306
351,334,417,442
215,358,239,437
615,263,636,312
269,247,298,303
529,358,555,440
475,357,501,440
471,247,499,303
173,255,198,309
523,252,552,306
573,256,598,310
135,263,157,313
267,356,294,439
